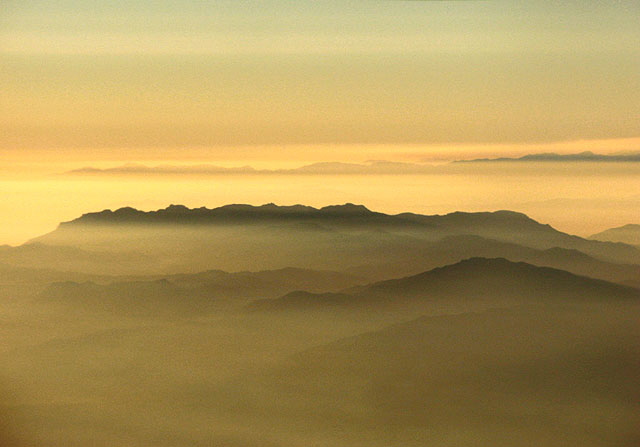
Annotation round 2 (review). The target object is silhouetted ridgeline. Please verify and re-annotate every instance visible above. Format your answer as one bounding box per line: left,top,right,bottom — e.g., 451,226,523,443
56,203,398,226
0,204,634,276
52,203,582,237
36,204,640,259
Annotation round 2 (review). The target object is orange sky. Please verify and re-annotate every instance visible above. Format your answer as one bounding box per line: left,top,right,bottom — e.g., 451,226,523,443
1,2,639,161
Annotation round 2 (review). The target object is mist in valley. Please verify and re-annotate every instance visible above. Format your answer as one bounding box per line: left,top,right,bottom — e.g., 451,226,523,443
0,204,638,446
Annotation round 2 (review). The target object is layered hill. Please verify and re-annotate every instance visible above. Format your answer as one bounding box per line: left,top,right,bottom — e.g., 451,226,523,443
347,234,640,284
253,258,639,311
40,267,362,317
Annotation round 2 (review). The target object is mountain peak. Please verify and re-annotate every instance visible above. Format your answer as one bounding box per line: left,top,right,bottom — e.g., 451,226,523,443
319,203,372,215
162,204,190,212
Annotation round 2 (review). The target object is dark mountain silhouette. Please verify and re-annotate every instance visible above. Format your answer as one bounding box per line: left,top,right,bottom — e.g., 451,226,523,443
14,204,637,276
35,204,554,234
456,151,640,163
590,224,640,246
252,258,639,311
45,203,403,228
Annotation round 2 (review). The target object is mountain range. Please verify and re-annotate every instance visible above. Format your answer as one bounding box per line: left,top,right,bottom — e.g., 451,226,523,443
65,152,640,179
2,203,639,447
5,204,634,275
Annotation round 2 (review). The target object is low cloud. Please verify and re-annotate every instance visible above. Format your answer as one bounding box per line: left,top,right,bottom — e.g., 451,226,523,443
66,152,640,177
67,161,441,176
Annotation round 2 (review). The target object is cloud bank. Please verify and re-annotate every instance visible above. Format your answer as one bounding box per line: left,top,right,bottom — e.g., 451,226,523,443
66,152,640,177
67,161,441,176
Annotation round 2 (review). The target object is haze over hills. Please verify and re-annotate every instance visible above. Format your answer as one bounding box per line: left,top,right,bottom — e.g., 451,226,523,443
346,234,640,285
1,204,638,447
3,0,638,443
222,305,639,447
6,204,636,277
253,258,639,312
40,267,363,317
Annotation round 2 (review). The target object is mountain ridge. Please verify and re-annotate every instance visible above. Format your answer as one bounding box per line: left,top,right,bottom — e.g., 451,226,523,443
54,203,393,227
6,204,636,276
51,204,557,233
47,203,640,261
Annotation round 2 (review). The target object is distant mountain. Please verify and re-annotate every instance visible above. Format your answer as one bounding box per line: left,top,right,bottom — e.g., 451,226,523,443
19,204,639,276
590,224,640,246
456,151,640,163
252,258,639,311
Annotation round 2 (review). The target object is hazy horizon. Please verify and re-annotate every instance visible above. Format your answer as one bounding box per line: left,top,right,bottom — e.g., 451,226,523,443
2,157,639,245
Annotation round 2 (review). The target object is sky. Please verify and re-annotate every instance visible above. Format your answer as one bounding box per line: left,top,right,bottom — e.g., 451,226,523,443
1,0,639,162
0,1,639,244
